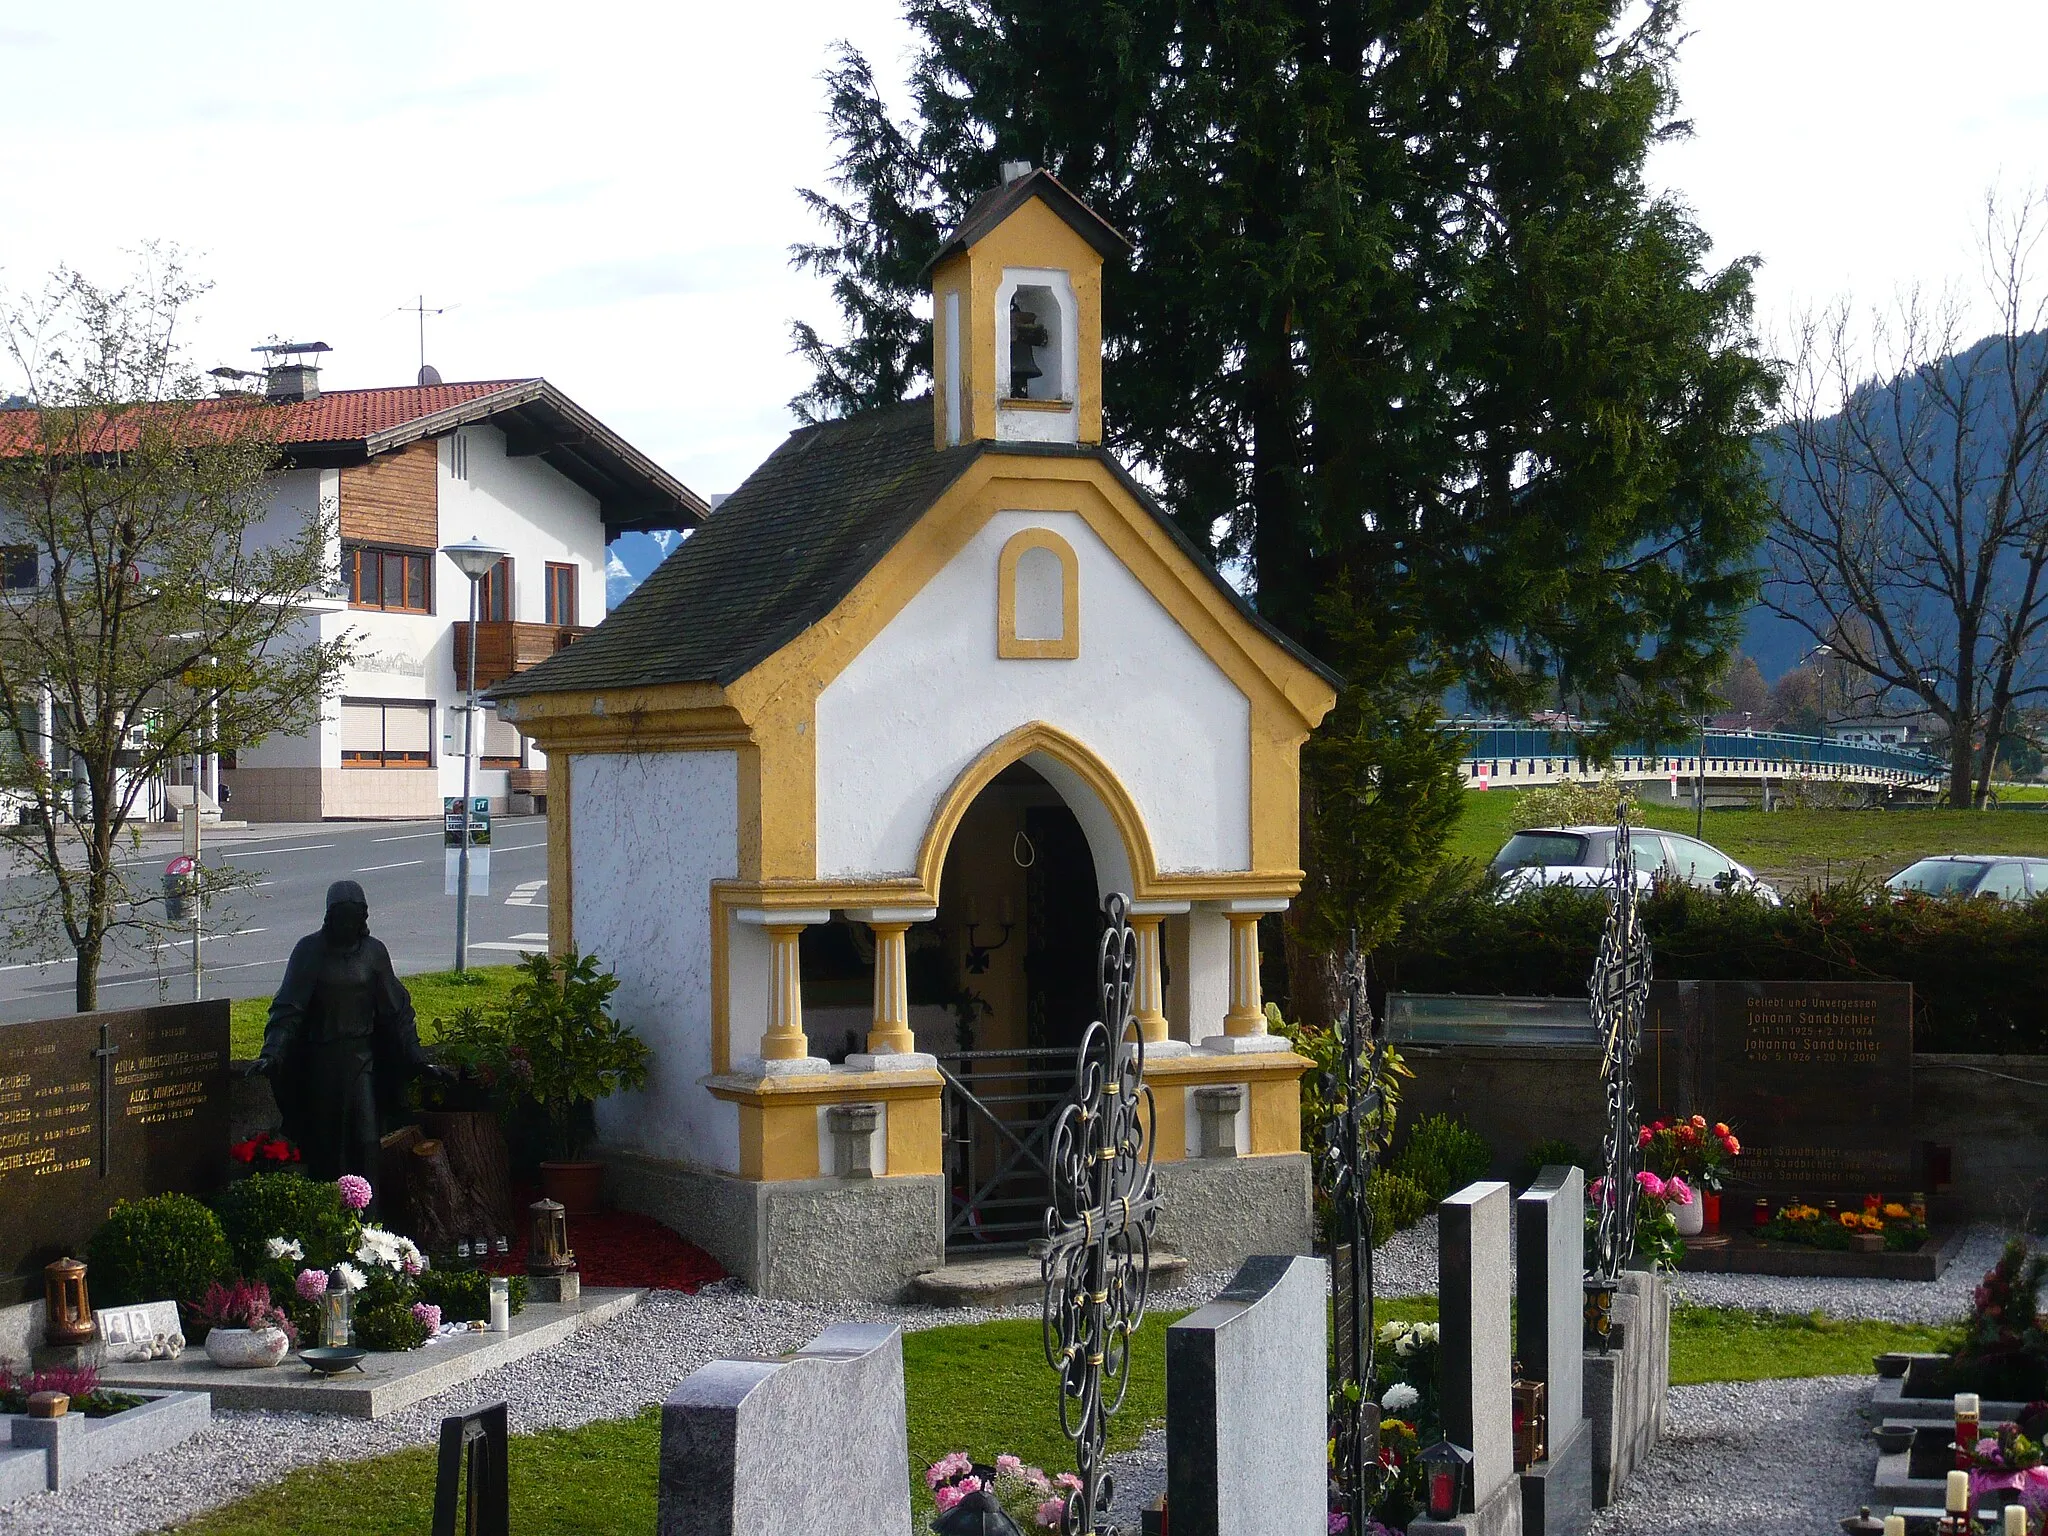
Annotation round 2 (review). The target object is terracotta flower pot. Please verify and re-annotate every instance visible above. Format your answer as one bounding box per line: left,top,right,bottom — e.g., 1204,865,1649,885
540,1160,604,1216
203,1326,291,1369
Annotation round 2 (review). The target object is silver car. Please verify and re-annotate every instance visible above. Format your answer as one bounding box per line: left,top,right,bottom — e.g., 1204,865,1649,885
1884,855,2048,903
1489,825,1780,903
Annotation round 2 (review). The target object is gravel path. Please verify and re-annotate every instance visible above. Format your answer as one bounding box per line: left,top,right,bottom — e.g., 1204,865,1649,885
1587,1375,1877,1536
3,1269,1238,1536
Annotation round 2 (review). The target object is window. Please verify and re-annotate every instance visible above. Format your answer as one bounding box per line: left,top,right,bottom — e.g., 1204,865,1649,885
478,557,513,622
996,527,1079,659
340,699,434,768
1978,862,2029,902
544,562,578,626
1,546,35,591
345,546,433,613
480,711,523,770
1667,836,1738,889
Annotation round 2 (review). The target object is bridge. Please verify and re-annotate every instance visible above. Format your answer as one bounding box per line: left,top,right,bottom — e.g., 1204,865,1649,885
1452,721,1945,806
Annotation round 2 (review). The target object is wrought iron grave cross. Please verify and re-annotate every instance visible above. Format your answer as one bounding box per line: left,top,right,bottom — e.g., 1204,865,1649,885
1326,936,1390,1530
1042,892,1160,1536
1586,796,1654,1344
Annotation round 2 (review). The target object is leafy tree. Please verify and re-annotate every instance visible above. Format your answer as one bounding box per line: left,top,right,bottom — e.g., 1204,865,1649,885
0,254,353,1009
1716,652,1769,721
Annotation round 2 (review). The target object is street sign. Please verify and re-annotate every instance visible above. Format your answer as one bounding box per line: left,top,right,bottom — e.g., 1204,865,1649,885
444,796,491,897
164,855,195,878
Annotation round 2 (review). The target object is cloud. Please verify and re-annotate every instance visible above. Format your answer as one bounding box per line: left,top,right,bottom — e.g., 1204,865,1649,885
605,548,637,607
511,246,786,309
0,27,54,47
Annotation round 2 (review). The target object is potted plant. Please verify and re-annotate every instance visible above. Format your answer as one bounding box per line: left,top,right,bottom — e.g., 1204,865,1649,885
1639,1116,1739,1236
193,1279,296,1368
505,951,649,1214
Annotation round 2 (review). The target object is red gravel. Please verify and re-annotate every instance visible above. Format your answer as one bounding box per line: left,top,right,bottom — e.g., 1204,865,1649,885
485,1196,724,1293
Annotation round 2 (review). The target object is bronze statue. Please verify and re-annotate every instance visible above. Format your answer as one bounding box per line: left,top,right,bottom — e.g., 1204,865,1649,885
251,880,449,1183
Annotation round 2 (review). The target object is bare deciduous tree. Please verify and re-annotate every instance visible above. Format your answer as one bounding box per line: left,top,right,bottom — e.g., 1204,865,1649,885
1769,192,2048,807
0,253,354,1009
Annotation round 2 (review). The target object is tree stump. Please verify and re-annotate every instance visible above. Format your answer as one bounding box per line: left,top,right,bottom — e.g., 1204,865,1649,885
407,1139,499,1256
422,1110,515,1238
377,1125,425,1230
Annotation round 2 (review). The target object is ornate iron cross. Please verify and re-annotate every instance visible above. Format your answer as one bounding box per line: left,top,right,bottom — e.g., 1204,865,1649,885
1042,892,1160,1536
1587,797,1654,1296
1325,938,1388,1532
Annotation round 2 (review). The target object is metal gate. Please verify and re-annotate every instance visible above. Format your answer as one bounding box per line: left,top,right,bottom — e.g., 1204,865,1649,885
936,1047,1074,1250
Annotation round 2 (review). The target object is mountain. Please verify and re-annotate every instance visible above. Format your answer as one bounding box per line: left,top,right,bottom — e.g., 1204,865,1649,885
606,527,690,607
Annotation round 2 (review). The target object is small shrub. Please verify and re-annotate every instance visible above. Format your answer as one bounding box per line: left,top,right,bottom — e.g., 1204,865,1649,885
1516,1138,1588,1189
1368,1168,1429,1241
212,1172,354,1274
1394,1114,1493,1201
415,1267,527,1323
87,1194,231,1306
352,1300,430,1353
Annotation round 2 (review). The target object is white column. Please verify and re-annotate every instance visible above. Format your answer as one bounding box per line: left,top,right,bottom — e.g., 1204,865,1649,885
734,908,832,1074
1204,898,1294,1055
845,907,938,1070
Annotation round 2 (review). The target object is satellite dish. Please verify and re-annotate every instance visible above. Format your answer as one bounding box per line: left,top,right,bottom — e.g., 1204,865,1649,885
418,363,444,386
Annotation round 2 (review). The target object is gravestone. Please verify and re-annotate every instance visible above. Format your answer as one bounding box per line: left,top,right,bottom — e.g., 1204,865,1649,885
1413,1180,1521,1536
658,1321,910,1535
0,1002,229,1305
1516,1167,1590,1536
1164,1253,1325,1536
1643,980,1915,1196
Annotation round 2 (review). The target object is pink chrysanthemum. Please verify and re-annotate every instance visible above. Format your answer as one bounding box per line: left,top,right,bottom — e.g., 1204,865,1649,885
296,1268,329,1303
411,1302,442,1332
337,1174,373,1211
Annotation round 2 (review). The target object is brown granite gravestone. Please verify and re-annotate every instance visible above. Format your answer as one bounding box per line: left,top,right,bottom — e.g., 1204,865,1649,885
0,1001,229,1305
1644,980,1914,1197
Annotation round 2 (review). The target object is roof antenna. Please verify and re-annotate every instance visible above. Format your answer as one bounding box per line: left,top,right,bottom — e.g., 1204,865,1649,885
403,294,448,385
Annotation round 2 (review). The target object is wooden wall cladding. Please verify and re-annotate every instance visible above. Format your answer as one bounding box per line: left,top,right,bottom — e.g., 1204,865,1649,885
339,439,439,548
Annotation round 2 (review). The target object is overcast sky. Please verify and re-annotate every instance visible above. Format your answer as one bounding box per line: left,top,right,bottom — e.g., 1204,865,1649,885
3,2,2046,499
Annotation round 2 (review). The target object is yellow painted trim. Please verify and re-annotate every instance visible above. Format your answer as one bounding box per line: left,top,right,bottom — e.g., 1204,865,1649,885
1247,1075,1303,1156
548,759,574,957
708,1069,946,1182
1148,1083,1186,1166
741,1099,821,1181
886,1094,944,1177
996,528,1080,659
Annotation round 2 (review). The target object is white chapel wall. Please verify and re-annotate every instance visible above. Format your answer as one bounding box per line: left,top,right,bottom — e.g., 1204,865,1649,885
573,749,742,1172
814,509,1253,884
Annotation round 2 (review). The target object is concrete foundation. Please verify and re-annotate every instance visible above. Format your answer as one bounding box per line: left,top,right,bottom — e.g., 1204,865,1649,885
1585,1269,1670,1507
1520,1416,1593,1536
1151,1152,1313,1272
1410,1473,1525,1536
2,1390,211,1502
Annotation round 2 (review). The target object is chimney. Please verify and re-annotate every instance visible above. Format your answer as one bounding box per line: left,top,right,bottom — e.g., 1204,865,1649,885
1000,160,1032,185
253,340,331,403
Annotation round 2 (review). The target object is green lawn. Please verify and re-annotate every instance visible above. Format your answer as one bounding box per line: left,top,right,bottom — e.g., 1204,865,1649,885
172,1294,1954,1533
226,965,522,1057
1446,787,2048,890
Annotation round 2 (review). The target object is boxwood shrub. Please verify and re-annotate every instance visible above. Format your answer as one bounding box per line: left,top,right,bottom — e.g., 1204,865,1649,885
415,1267,527,1323
88,1194,231,1306
212,1172,354,1274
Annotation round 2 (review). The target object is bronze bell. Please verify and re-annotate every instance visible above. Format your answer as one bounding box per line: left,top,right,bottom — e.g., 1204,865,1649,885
43,1257,95,1346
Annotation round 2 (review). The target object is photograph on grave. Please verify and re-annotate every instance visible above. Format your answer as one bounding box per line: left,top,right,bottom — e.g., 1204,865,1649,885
0,1001,229,1306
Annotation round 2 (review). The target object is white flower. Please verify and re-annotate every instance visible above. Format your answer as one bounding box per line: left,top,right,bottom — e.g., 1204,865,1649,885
1380,1382,1420,1413
265,1237,304,1262
354,1226,425,1274
335,1262,366,1294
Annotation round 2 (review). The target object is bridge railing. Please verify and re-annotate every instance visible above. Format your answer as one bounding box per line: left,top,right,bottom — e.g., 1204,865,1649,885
1447,721,1943,781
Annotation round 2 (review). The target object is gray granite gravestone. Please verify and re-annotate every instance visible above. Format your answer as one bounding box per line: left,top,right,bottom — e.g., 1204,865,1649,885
1412,1180,1521,1536
1516,1167,1590,1536
1165,1253,1326,1535
657,1321,911,1535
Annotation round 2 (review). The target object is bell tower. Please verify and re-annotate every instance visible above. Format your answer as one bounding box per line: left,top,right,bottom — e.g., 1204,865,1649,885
929,165,1131,450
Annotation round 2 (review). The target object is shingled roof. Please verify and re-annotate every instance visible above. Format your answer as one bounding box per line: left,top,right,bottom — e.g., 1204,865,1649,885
494,397,1337,698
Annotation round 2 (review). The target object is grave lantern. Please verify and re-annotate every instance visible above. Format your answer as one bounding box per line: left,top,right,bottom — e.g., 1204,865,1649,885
1420,1439,1473,1521
321,1273,354,1348
1511,1370,1547,1469
1583,1278,1616,1352
527,1199,575,1277
932,1481,1026,1536
42,1257,95,1346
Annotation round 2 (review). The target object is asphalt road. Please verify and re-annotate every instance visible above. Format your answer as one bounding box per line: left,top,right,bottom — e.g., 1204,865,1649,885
0,817,552,1022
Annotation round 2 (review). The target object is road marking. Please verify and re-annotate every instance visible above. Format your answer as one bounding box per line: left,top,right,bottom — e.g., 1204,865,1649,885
354,860,425,872
93,957,289,990
151,928,266,953
470,931,550,952
0,956,68,973
372,831,442,843
222,843,335,858
506,880,546,907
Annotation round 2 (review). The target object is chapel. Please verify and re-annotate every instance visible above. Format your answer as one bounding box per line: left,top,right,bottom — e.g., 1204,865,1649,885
493,168,1339,1299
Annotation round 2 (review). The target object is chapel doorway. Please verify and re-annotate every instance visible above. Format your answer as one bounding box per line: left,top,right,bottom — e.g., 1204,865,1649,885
936,761,1110,1251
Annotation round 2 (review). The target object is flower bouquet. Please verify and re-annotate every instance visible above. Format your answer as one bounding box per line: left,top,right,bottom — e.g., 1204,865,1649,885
1963,1411,2048,1532
1639,1116,1739,1192
925,1451,1076,1531
228,1132,302,1171
1761,1194,1929,1254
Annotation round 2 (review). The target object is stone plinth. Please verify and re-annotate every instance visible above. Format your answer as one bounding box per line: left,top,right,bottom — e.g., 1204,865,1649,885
1585,1269,1669,1506
1440,1181,1517,1519
1,1389,211,1504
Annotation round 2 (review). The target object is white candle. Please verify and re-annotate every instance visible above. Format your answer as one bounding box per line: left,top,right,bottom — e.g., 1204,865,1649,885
1883,1518,1905,1536
2006,1506,2027,1536
1947,1469,1970,1514
488,1277,511,1333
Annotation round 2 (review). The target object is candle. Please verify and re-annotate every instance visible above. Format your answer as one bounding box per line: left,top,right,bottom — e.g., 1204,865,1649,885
1883,1519,1905,1536
488,1276,511,1333
1957,1393,1981,1467
1947,1469,1970,1514
2005,1505,2027,1536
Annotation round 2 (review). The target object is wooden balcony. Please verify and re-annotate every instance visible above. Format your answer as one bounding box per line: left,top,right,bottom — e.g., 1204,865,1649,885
452,621,589,690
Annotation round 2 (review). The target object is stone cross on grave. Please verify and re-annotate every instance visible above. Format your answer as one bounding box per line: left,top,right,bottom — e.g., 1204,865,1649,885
1042,891,1161,1536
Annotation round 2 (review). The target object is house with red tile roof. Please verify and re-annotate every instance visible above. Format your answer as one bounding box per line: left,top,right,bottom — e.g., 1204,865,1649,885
2,360,706,823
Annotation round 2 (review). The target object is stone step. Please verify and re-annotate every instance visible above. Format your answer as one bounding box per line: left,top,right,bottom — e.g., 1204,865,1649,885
909,1249,1187,1309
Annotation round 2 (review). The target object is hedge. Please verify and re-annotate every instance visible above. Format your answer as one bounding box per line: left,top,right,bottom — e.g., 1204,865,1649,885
1387,877,2048,1053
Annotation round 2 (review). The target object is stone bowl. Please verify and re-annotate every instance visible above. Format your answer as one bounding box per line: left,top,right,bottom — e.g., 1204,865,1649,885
298,1347,368,1376
203,1326,292,1369
1872,1422,1916,1454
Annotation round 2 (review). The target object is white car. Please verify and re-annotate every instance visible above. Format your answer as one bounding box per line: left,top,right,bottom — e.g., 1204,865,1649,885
1884,855,2048,903
1489,825,1780,904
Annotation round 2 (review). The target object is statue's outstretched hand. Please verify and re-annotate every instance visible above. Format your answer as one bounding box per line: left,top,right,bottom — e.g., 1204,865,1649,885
234,1057,274,1079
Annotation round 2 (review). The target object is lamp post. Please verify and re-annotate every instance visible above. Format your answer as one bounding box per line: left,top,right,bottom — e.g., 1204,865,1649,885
441,536,510,974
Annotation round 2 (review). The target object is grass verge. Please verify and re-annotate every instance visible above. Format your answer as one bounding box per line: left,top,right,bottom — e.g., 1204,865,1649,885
173,1293,1944,1532
226,964,522,1057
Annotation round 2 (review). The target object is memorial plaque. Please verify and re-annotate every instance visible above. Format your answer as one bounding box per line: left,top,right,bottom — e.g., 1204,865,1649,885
0,1000,229,1305
1644,980,1914,1197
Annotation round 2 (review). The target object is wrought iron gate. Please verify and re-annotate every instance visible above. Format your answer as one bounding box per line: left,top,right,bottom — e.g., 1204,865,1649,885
936,1046,1074,1249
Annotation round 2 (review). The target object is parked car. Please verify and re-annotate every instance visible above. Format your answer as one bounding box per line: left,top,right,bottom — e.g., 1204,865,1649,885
1883,855,2048,903
1489,825,1780,903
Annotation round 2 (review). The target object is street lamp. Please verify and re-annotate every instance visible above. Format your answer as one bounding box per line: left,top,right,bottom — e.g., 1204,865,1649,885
1806,643,1835,743
441,536,510,973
